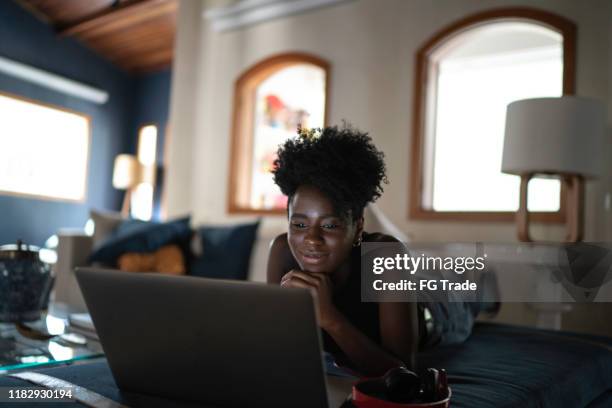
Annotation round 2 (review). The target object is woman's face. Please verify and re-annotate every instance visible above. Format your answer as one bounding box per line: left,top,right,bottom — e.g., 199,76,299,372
287,185,362,274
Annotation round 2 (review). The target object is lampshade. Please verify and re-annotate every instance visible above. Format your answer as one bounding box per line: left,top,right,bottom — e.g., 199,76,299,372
502,97,605,178
112,154,141,189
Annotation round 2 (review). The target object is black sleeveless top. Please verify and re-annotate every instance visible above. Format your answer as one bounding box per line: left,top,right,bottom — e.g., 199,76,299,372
321,233,381,365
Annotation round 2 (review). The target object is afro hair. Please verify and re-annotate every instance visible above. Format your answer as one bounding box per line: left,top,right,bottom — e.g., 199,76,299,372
272,124,388,221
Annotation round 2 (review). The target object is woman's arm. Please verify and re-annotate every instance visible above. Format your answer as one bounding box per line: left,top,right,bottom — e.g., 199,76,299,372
266,233,297,284
369,233,419,370
324,305,408,376
281,270,406,377
267,233,415,376
379,302,418,370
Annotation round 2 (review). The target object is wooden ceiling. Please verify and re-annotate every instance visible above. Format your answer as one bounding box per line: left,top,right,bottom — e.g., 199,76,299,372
17,0,177,73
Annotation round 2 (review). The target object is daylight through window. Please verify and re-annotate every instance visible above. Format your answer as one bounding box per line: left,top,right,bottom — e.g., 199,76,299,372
428,23,563,212
229,54,328,214
131,125,157,221
410,10,576,221
0,93,89,202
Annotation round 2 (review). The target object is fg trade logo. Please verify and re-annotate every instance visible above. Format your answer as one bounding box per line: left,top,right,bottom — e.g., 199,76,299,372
555,243,612,302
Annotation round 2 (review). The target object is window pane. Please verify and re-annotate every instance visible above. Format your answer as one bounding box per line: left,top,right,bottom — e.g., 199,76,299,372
131,125,157,221
249,64,326,209
131,182,154,221
137,125,157,166
426,22,563,212
0,94,89,201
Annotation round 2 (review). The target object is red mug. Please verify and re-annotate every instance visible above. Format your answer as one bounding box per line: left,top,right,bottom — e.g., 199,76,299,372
352,384,451,408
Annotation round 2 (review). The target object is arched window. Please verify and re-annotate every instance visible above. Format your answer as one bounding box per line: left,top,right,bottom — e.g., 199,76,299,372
228,53,329,214
410,8,576,222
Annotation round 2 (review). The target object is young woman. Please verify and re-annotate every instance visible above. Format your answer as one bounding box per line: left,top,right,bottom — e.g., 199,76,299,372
266,125,419,377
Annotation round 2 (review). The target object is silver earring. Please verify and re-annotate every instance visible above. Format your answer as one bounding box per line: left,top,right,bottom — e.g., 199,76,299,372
353,235,362,247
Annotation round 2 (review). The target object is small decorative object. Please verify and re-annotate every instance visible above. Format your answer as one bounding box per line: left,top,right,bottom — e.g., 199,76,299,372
0,240,54,322
297,124,322,140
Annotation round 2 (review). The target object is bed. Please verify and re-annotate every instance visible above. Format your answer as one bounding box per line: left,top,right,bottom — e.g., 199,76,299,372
418,322,612,407
0,322,610,407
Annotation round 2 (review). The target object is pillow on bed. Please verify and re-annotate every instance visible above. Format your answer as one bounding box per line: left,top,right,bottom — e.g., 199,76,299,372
89,216,192,266
117,244,186,275
113,218,150,236
188,220,259,280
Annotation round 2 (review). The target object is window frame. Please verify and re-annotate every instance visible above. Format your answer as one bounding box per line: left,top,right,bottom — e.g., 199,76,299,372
227,52,330,215
0,90,91,203
409,7,576,222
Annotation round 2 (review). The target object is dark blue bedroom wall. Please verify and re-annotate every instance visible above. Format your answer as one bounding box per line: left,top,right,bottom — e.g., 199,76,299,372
0,0,136,246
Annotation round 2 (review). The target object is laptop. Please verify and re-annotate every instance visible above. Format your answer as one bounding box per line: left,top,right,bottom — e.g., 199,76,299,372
75,267,352,408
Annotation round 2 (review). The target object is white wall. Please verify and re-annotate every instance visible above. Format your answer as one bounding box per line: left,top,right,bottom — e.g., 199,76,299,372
166,0,612,243
165,0,612,335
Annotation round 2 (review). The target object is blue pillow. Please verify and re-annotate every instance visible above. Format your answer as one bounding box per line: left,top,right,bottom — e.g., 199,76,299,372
188,220,260,280
89,216,192,266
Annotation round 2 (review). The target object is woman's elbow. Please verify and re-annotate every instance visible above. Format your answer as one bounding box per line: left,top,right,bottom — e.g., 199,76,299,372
383,333,418,370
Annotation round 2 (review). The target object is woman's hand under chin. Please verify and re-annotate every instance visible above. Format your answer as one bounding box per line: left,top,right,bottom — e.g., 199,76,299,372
279,269,342,330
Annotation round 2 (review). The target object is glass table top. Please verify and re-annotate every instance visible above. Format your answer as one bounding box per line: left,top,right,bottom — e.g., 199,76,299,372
0,313,103,373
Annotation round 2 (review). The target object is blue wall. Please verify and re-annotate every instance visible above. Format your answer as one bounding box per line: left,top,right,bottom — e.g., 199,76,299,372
0,1,171,246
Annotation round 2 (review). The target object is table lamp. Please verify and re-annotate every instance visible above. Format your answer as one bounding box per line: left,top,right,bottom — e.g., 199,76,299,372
112,154,142,217
502,97,605,242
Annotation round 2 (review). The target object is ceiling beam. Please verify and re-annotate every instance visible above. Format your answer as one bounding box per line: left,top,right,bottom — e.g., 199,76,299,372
58,0,177,38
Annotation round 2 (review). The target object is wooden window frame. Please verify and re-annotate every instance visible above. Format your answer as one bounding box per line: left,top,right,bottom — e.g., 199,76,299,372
409,7,577,222
228,52,330,215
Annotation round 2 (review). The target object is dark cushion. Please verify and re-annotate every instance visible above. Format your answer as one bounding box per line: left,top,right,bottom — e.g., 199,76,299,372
188,220,259,280
89,216,192,266
113,218,151,236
